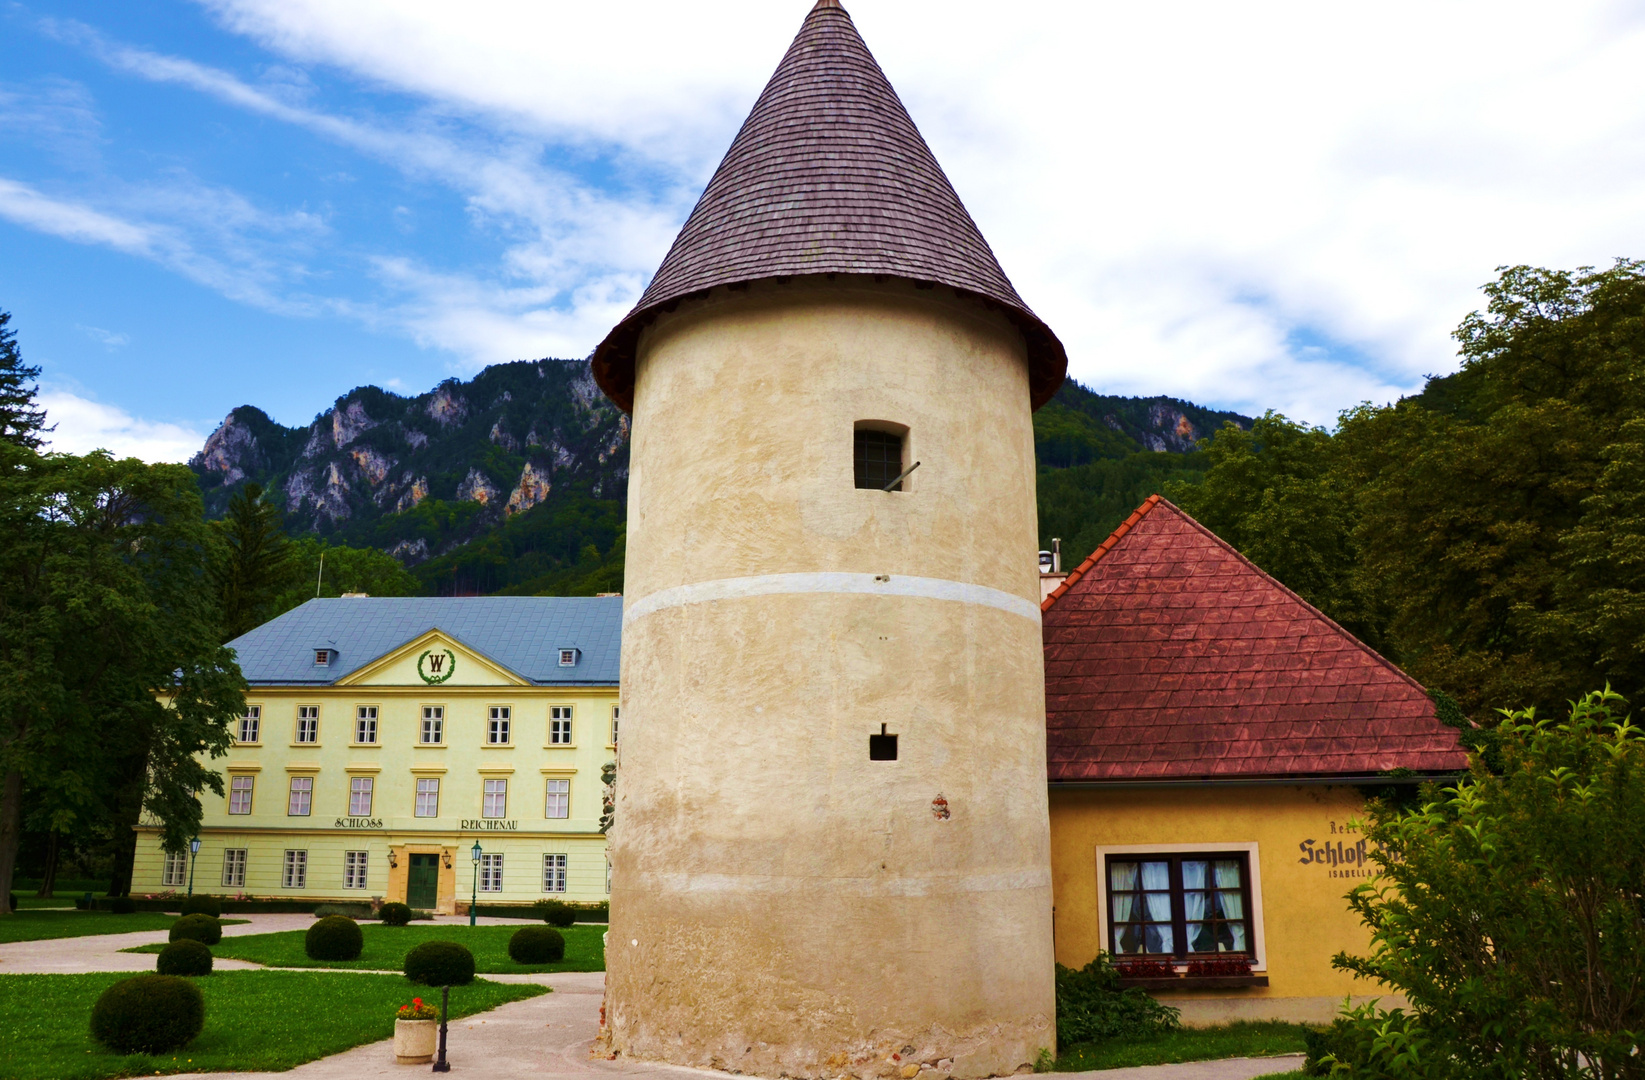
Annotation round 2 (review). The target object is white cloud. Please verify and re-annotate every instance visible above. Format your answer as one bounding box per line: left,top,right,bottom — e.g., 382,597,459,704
78,325,130,349
183,0,1645,421
39,389,208,463
29,0,1645,421
0,176,153,252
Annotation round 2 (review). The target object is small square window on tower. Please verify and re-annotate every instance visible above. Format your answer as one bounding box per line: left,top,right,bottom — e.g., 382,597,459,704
854,422,911,491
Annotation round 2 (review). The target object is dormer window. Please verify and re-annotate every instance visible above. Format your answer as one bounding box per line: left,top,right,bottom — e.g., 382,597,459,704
314,649,331,667
559,649,579,667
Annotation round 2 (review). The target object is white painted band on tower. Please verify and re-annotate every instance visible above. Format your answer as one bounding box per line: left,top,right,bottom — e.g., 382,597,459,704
623,571,1042,626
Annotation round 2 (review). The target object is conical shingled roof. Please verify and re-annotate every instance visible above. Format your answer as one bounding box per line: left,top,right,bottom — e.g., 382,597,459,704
591,0,1066,413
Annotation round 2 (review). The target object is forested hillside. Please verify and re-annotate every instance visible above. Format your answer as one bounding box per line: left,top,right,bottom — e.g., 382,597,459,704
192,364,1250,596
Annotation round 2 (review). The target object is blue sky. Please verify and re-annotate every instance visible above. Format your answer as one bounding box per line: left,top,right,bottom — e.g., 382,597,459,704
5,0,1645,460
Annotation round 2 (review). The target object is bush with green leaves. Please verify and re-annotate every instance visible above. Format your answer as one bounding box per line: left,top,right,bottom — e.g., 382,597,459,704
305,915,364,960
532,899,576,927
1324,689,1645,1078
180,894,222,918
379,902,413,926
404,941,475,986
313,903,373,920
156,939,213,977
508,926,565,964
89,974,205,1054
108,896,137,914
1054,954,1180,1046
169,914,222,946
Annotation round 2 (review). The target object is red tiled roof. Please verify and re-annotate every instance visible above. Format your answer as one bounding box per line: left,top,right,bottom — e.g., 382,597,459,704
591,0,1066,413
1043,497,1469,782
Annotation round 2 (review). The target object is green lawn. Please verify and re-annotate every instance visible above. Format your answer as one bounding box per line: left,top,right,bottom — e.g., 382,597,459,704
125,922,605,974
1052,1021,1313,1072
0,912,246,944
14,896,81,909
0,970,547,1080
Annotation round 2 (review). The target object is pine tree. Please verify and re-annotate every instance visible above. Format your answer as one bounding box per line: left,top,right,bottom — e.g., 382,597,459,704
212,482,296,642
0,311,50,450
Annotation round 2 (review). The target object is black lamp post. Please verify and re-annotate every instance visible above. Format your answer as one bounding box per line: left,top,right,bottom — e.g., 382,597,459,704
469,841,481,927
431,984,451,1073
187,837,201,897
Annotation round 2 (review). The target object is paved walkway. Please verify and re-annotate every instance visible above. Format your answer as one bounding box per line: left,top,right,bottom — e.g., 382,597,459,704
0,912,550,973
0,916,1301,1079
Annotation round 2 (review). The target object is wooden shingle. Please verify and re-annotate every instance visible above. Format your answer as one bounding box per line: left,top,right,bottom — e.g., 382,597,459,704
592,0,1066,412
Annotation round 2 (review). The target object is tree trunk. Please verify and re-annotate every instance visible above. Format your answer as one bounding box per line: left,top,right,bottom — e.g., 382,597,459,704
0,768,22,915
36,830,59,897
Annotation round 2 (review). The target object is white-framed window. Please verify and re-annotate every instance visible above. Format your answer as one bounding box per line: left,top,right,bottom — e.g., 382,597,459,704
288,775,313,816
344,850,369,890
283,849,308,889
355,706,378,744
296,705,319,744
543,853,567,893
545,778,570,819
488,707,511,744
550,706,573,745
483,779,507,818
314,648,330,666
228,774,254,815
479,853,503,892
238,706,261,743
162,851,188,887
610,706,620,745
415,777,440,817
421,706,444,744
349,776,374,817
221,848,247,888
558,648,577,667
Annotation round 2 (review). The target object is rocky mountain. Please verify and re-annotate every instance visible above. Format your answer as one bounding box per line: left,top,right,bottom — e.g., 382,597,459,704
191,361,1250,594
191,359,629,594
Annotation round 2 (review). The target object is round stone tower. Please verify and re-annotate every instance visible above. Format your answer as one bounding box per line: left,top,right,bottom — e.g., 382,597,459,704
591,3,1067,1076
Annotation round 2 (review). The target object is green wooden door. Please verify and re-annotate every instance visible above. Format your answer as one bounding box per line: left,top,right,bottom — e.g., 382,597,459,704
407,854,439,910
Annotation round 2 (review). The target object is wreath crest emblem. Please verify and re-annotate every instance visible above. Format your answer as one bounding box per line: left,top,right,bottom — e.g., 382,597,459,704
417,648,457,685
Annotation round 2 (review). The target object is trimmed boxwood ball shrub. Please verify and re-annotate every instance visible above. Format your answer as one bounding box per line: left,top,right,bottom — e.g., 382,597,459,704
90,974,205,1054
306,915,364,960
533,899,576,927
156,939,213,976
508,926,565,964
109,896,138,914
169,914,222,946
378,902,412,927
404,941,476,986
180,894,222,918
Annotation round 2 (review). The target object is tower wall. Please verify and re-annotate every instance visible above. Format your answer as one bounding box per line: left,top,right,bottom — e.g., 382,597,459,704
606,278,1055,1078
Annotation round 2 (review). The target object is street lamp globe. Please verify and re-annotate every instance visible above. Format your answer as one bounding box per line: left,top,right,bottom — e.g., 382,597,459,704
189,837,201,855
471,841,481,863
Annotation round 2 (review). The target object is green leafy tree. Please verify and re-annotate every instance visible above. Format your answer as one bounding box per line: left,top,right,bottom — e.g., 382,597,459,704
264,538,420,618
1172,260,1645,717
0,310,49,449
1321,689,1645,1078
212,482,296,641
0,449,246,904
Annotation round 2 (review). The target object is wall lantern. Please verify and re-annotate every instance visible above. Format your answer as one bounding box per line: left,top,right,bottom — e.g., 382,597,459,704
387,851,397,869
442,851,452,870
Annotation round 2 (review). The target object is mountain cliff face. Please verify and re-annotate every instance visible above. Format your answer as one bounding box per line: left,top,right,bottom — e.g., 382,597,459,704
192,359,628,586
191,361,1250,594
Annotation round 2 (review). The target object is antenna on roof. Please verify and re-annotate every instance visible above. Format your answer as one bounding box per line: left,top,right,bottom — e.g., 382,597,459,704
316,553,325,599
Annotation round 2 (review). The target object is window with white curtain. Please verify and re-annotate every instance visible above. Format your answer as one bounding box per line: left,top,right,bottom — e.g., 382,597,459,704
545,779,569,819
1107,853,1251,958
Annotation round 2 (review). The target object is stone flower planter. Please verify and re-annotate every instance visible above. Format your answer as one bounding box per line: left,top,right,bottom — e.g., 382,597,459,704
393,1018,438,1064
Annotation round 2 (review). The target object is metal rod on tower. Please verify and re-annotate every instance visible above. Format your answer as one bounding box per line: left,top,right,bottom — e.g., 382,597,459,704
883,461,921,492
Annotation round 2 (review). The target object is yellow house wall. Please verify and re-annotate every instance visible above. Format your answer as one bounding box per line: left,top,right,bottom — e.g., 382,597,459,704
1050,784,1395,1024
136,635,617,909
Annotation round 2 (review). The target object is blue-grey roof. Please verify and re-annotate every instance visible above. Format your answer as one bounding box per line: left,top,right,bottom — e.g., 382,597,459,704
227,597,622,686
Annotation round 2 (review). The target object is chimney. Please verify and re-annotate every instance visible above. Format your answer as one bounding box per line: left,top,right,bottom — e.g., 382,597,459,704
1039,537,1068,603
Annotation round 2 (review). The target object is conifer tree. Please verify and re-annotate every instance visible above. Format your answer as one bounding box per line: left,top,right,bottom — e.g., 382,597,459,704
0,310,49,450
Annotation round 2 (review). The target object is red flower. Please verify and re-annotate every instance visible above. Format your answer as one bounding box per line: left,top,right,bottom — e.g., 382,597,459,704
413,998,422,1008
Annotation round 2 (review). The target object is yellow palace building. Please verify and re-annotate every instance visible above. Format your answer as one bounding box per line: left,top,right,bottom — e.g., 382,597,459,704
134,596,622,913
